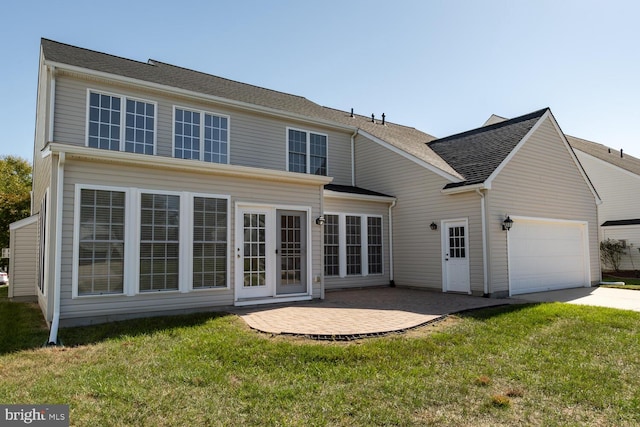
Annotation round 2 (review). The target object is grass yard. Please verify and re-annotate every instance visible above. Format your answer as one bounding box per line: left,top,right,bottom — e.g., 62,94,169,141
602,274,640,289
1,289,640,426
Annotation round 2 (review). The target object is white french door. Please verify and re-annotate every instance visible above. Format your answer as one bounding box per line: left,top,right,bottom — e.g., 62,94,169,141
235,205,310,300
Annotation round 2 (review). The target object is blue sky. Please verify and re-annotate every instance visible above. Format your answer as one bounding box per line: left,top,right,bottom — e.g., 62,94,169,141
2,0,640,162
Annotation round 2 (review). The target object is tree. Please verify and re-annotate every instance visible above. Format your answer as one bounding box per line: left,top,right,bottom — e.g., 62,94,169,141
0,156,32,270
600,238,625,272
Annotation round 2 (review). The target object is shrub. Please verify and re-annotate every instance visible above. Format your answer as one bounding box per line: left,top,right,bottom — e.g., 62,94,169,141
600,238,625,272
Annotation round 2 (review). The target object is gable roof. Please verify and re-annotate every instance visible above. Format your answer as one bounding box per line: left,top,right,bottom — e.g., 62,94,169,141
428,109,549,188
566,135,640,177
41,38,460,180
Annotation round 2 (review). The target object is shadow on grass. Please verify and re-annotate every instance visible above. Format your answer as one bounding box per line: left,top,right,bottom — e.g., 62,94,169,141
59,311,233,347
456,302,541,321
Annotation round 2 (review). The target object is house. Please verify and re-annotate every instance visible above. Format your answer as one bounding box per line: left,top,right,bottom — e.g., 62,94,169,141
10,39,601,343
567,136,640,272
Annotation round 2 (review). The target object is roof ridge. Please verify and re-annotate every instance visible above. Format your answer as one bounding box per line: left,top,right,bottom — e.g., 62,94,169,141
41,38,153,68
148,59,311,101
429,108,549,145
320,105,422,131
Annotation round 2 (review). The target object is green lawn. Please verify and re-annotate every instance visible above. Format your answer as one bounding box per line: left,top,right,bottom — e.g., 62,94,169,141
602,274,640,289
1,290,640,426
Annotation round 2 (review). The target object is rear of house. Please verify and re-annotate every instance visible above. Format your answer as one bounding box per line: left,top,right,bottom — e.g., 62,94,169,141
10,39,601,340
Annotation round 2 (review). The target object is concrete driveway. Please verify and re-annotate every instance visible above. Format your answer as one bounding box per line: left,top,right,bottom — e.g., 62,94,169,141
515,286,640,312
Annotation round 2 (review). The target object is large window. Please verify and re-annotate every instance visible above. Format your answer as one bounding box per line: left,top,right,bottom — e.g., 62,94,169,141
324,214,383,277
324,214,340,276
74,186,230,297
77,189,125,295
287,128,327,175
139,194,180,292
346,215,362,275
367,217,383,275
193,197,227,288
174,107,229,163
88,90,155,154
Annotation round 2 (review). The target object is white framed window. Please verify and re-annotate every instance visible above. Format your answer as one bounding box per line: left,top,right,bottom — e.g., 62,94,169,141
139,193,181,292
174,106,229,164
86,90,156,154
324,214,340,276
72,185,230,298
287,127,327,175
192,196,228,289
323,213,383,277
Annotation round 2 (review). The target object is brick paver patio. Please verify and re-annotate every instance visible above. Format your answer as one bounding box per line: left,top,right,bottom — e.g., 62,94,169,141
235,287,520,339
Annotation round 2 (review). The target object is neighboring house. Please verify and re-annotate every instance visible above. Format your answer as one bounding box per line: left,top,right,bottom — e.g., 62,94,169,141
10,39,601,342
567,136,640,271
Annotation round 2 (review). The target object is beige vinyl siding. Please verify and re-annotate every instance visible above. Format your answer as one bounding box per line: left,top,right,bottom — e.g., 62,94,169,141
574,151,640,224
354,135,484,294
323,197,391,289
8,217,39,299
52,73,352,184
602,226,640,271
487,117,600,294
58,158,324,324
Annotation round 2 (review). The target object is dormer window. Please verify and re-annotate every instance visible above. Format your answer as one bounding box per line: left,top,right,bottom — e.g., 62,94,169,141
287,128,327,176
87,90,156,154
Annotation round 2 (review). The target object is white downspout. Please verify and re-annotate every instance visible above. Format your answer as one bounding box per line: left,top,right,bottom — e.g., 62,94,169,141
388,199,397,285
476,189,488,296
48,152,64,345
319,185,325,300
350,129,358,186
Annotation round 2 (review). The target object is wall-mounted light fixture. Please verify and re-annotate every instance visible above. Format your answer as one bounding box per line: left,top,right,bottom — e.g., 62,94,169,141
430,222,438,231
315,216,326,226
502,215,513,231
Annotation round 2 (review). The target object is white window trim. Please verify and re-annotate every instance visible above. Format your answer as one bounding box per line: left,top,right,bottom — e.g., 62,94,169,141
172,105,231,164
285,127,329,175
186,192,231,292
325,212,384,278
72,183,131,298
72,184,231,299
85,89,158,155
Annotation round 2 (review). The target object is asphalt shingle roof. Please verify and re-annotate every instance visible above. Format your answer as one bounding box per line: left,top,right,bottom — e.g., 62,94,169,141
325,184,393,198
428,109,548,188
41,39,462,180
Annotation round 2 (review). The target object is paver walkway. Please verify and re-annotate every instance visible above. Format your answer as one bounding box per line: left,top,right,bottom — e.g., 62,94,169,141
235,287,519,339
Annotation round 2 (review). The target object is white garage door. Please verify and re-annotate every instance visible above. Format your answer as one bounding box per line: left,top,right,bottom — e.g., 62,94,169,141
509,218,589,295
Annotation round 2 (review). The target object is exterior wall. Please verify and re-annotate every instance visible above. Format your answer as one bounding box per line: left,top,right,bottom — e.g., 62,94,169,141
487,117,600,294
354,135,485,294
57,158,324,324
52,73,353,185
601,226,640,272
323,196,391,289
574,151,640,224
574,151,640,271
8,217,39,299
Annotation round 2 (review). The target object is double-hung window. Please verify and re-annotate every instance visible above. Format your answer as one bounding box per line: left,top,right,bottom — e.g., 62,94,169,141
87,90,155,154
174,107,229,164
323,214,383,277
287,128,327,175
74,186,230,297
77,188,125,295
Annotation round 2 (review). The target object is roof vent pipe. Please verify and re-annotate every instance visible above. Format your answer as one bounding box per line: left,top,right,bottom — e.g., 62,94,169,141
382,113,386,125
371,113,375,123
608,148,611,153
621,148,624,158
350,108,354,118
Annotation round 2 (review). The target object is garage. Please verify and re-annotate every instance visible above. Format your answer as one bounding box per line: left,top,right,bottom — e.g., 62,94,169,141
508,218,589,295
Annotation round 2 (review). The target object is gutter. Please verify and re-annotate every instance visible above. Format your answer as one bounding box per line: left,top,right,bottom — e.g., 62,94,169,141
350,128,358,186
388,199,397,286
48,152,65,345
476,188,489,296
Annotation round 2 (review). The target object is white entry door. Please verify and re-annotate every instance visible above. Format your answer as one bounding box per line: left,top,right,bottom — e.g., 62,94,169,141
236,207,274,299
442,220,471,293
